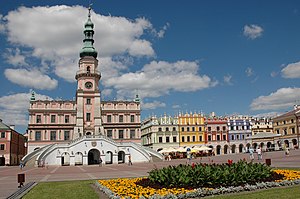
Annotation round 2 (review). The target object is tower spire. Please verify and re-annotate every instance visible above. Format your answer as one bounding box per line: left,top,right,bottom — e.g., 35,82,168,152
80,5,98,58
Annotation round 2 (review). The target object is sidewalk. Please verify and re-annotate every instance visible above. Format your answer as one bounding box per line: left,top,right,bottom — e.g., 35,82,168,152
1,149,299,199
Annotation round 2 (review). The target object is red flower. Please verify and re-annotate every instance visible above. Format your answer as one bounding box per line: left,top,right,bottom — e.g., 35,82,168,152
227,159,233,165
192,163,195,169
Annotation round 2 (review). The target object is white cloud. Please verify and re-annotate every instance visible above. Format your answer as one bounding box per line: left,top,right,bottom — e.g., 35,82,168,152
3,5,156,84
142,100,166,110
4,68,58,90
245,67,254,76
250,87,300,111
0,92,52,130
243,24,263,40
105,60,218,99
152,23,170,38
223,74,232,85
172,104,181,109
4,48,27,66
281,61,300,78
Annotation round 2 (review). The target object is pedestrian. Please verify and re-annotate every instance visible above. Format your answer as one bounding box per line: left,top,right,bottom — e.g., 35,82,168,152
128,154,132,166
168,154,172,161
257,147,262,160
249,147,254,161
285,147,290,156
99,157,102,167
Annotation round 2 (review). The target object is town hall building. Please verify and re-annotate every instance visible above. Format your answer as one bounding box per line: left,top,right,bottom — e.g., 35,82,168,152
23,7,162,166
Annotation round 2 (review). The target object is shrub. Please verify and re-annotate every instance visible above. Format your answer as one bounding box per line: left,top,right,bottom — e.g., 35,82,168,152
148,160,283,188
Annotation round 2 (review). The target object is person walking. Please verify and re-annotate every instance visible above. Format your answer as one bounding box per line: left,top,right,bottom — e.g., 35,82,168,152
249,147,254,161
99,157,102,167
128,154,133,166
257,147,262,160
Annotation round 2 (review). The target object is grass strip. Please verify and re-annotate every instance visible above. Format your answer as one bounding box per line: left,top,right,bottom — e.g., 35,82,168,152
22,180,99,199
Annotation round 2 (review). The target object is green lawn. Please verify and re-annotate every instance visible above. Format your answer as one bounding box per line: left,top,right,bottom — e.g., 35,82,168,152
23,180,99,199
22,167,300,199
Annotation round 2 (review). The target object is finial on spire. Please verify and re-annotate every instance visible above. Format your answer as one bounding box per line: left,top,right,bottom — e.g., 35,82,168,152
88,4,92,18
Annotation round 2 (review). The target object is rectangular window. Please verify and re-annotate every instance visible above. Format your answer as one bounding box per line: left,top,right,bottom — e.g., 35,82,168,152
166,137,170,143
159,137,163,143
182,136,185,142
192,136,195,142
217,135,220,141
199,136,202,141
65,115,70,123
51,115,56,123
1,132,5,138
187,136,190,142
0,144,4,150
217,126,220,131
35,131,41,141
130,130,135,138
192,127,195,131
236,135,239,140
36,115,42,123
107,130,112,138
119,115,123,123
173,136,177,142
199,127,202,131
231,135,234,140
166,127,169,132
50,131,56,141
187,127,190,132
223,135,226,141
107,115,112,123
173,127,176,131
208,127,211,131
242,135,245,139
64,131,70,140
181,127,184,132
130,115,135,123
223,126,226,131
86,98,91,105
292,128,295,134
119,130,124,139
208,135,211,141
86,113,91,121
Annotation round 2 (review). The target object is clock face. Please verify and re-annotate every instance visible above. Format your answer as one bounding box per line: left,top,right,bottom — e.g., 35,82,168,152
85,81,93,89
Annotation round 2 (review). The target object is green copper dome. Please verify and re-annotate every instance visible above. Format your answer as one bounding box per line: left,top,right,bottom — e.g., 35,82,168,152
80,7,98,58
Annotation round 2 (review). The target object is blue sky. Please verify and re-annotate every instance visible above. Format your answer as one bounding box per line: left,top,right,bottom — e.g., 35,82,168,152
0,0,300,133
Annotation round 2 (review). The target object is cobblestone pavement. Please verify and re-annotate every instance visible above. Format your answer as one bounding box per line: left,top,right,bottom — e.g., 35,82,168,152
1,149,299,199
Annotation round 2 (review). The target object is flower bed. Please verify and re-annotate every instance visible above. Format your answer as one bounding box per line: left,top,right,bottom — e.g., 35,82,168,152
96,164,300,199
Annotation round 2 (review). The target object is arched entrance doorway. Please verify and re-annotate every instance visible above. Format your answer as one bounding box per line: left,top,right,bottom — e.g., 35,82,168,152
118,151,125,164
231,144,236,153
0,156,5,166
246,143,251,152
253,143,258,150
292,139,298,149
88,149,100,165
216,145,221,155
61,152,70,166
105,151,113,164
284,140,289,148
224,145,229,154
267,142,272,151
239,144,244,153
75,152,83,165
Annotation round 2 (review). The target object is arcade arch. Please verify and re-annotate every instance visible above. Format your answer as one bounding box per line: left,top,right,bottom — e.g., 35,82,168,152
88,149,100,165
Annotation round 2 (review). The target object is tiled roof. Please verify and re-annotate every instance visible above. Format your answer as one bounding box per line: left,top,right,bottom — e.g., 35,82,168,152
0,120,10,130
273,108,300,119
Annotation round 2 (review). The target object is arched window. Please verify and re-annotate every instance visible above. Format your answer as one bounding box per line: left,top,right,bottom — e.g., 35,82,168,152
87,66,91,73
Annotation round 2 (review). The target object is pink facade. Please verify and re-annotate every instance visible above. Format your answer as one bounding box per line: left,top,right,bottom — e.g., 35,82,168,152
0,120,27,166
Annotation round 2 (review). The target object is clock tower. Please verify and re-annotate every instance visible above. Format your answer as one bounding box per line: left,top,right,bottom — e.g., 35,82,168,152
74,6,103,139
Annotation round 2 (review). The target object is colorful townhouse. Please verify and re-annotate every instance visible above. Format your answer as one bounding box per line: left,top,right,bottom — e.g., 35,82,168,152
0,119,27,166
178,112,205,147
141,115,179,151
227,116,252,153
205,116,228,155
272,105,300,149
